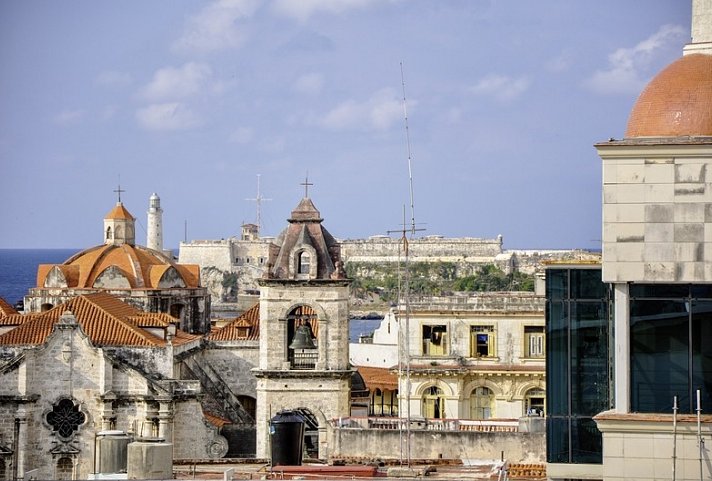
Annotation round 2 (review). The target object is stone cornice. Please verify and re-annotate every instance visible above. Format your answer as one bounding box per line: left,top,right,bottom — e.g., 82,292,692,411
253,369,352,380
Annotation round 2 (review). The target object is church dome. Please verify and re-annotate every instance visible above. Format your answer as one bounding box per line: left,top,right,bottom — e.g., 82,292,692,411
37,244,200,290
625,54,712,138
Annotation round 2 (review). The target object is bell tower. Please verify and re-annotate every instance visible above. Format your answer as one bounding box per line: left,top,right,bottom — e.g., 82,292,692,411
253,190,351,460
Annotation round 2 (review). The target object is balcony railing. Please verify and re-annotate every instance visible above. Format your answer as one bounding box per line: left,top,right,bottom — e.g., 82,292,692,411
290,350,318,369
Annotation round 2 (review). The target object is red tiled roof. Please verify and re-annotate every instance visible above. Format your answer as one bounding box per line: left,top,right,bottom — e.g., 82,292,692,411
203,411,232,428
105,202,134,220
37,244,201,289
0,313,36,326
0,292,198,347
355,366,398,390
0,298,19,318
207,303,260,341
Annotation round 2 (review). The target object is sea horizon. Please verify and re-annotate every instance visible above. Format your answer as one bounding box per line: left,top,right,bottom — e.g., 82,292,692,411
0,248,78,304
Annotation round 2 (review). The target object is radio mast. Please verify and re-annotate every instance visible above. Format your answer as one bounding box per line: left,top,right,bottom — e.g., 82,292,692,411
245,174,271,234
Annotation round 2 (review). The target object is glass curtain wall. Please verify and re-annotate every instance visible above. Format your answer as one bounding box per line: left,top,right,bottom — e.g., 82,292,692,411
629,284,712,414
546,267,611,464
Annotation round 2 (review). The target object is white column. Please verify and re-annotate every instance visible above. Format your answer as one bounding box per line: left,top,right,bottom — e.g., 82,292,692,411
613,282,630,413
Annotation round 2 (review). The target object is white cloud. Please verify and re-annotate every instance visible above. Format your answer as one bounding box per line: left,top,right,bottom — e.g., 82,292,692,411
53,109,85,126
229,127,254,144
546,50,574,73
469,74,530,102
172,0,259,54
318,88,403,131
294,72,324,95
272,0,380,22
141,62,213,101
95,70,133,87
585,24,686,95
136,103,202,131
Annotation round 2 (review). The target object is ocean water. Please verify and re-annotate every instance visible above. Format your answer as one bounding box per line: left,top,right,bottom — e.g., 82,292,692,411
0,249,76,305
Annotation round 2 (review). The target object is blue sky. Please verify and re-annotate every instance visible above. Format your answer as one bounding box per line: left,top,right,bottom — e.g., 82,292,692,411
0,0,691,249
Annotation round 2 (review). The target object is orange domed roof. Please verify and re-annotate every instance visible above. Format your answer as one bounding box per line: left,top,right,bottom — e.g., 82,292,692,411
37,244,200,290
626,54,712,138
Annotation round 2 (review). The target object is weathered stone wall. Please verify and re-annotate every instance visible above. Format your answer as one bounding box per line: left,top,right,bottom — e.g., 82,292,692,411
200,344,259,400
255,375,351,459
340,236,505,262
179,239,271,303
407,292,544,313
328,427,545,463
173,399,226,459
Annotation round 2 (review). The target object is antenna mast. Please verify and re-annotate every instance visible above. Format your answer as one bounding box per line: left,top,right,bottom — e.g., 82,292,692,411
388,62,426,469
245,174,271,234
401,62,416,234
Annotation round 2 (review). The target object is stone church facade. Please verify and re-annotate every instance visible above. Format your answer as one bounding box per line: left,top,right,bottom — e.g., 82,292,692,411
0,293,227,480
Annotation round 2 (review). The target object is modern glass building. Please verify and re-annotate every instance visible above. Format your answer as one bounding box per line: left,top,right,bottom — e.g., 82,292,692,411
545,265,611,468
628,284,712,414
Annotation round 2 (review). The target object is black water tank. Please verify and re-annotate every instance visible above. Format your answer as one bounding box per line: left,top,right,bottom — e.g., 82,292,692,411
270,410,305,466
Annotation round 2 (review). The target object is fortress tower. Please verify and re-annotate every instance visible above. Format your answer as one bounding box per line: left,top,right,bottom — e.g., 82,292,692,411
147,192,164,252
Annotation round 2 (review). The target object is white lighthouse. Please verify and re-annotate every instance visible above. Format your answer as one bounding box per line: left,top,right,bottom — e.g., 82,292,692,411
147,192,164,252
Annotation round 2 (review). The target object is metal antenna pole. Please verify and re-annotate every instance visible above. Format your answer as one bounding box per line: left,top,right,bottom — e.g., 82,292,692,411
400,62,416,235
672,395,677,481
245,174,271,235
696,389,703,481
387,62,427,469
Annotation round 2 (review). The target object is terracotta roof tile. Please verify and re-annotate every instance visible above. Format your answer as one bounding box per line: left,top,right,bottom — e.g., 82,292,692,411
355,366,398,390
37,244,201,289
105,202,135,220
0,313,36,326
203,411,232,428
207,303,260,341
0,292,196,347
0,298,19,318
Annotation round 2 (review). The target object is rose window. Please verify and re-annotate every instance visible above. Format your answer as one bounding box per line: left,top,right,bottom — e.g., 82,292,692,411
47,398,86,438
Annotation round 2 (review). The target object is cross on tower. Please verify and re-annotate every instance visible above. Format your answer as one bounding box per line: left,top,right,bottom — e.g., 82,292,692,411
300,174,313,198
114,184,125,203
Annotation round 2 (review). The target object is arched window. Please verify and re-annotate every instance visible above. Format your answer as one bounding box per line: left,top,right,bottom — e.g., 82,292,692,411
287,305,318,369
56,457,73,480
525,388,546,416
422,386,445,419
470,387,494,420
298,251,310,274
106,226,112,240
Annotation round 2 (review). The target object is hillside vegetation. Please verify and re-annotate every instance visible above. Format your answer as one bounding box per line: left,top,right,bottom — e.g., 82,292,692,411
346,261,535,303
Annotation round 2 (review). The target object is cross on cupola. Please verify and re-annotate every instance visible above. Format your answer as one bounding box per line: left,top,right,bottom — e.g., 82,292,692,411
114,183,125,203
300,174,313,198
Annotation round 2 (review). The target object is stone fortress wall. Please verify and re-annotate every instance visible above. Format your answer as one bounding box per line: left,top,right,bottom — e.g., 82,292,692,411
179,235,600,307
